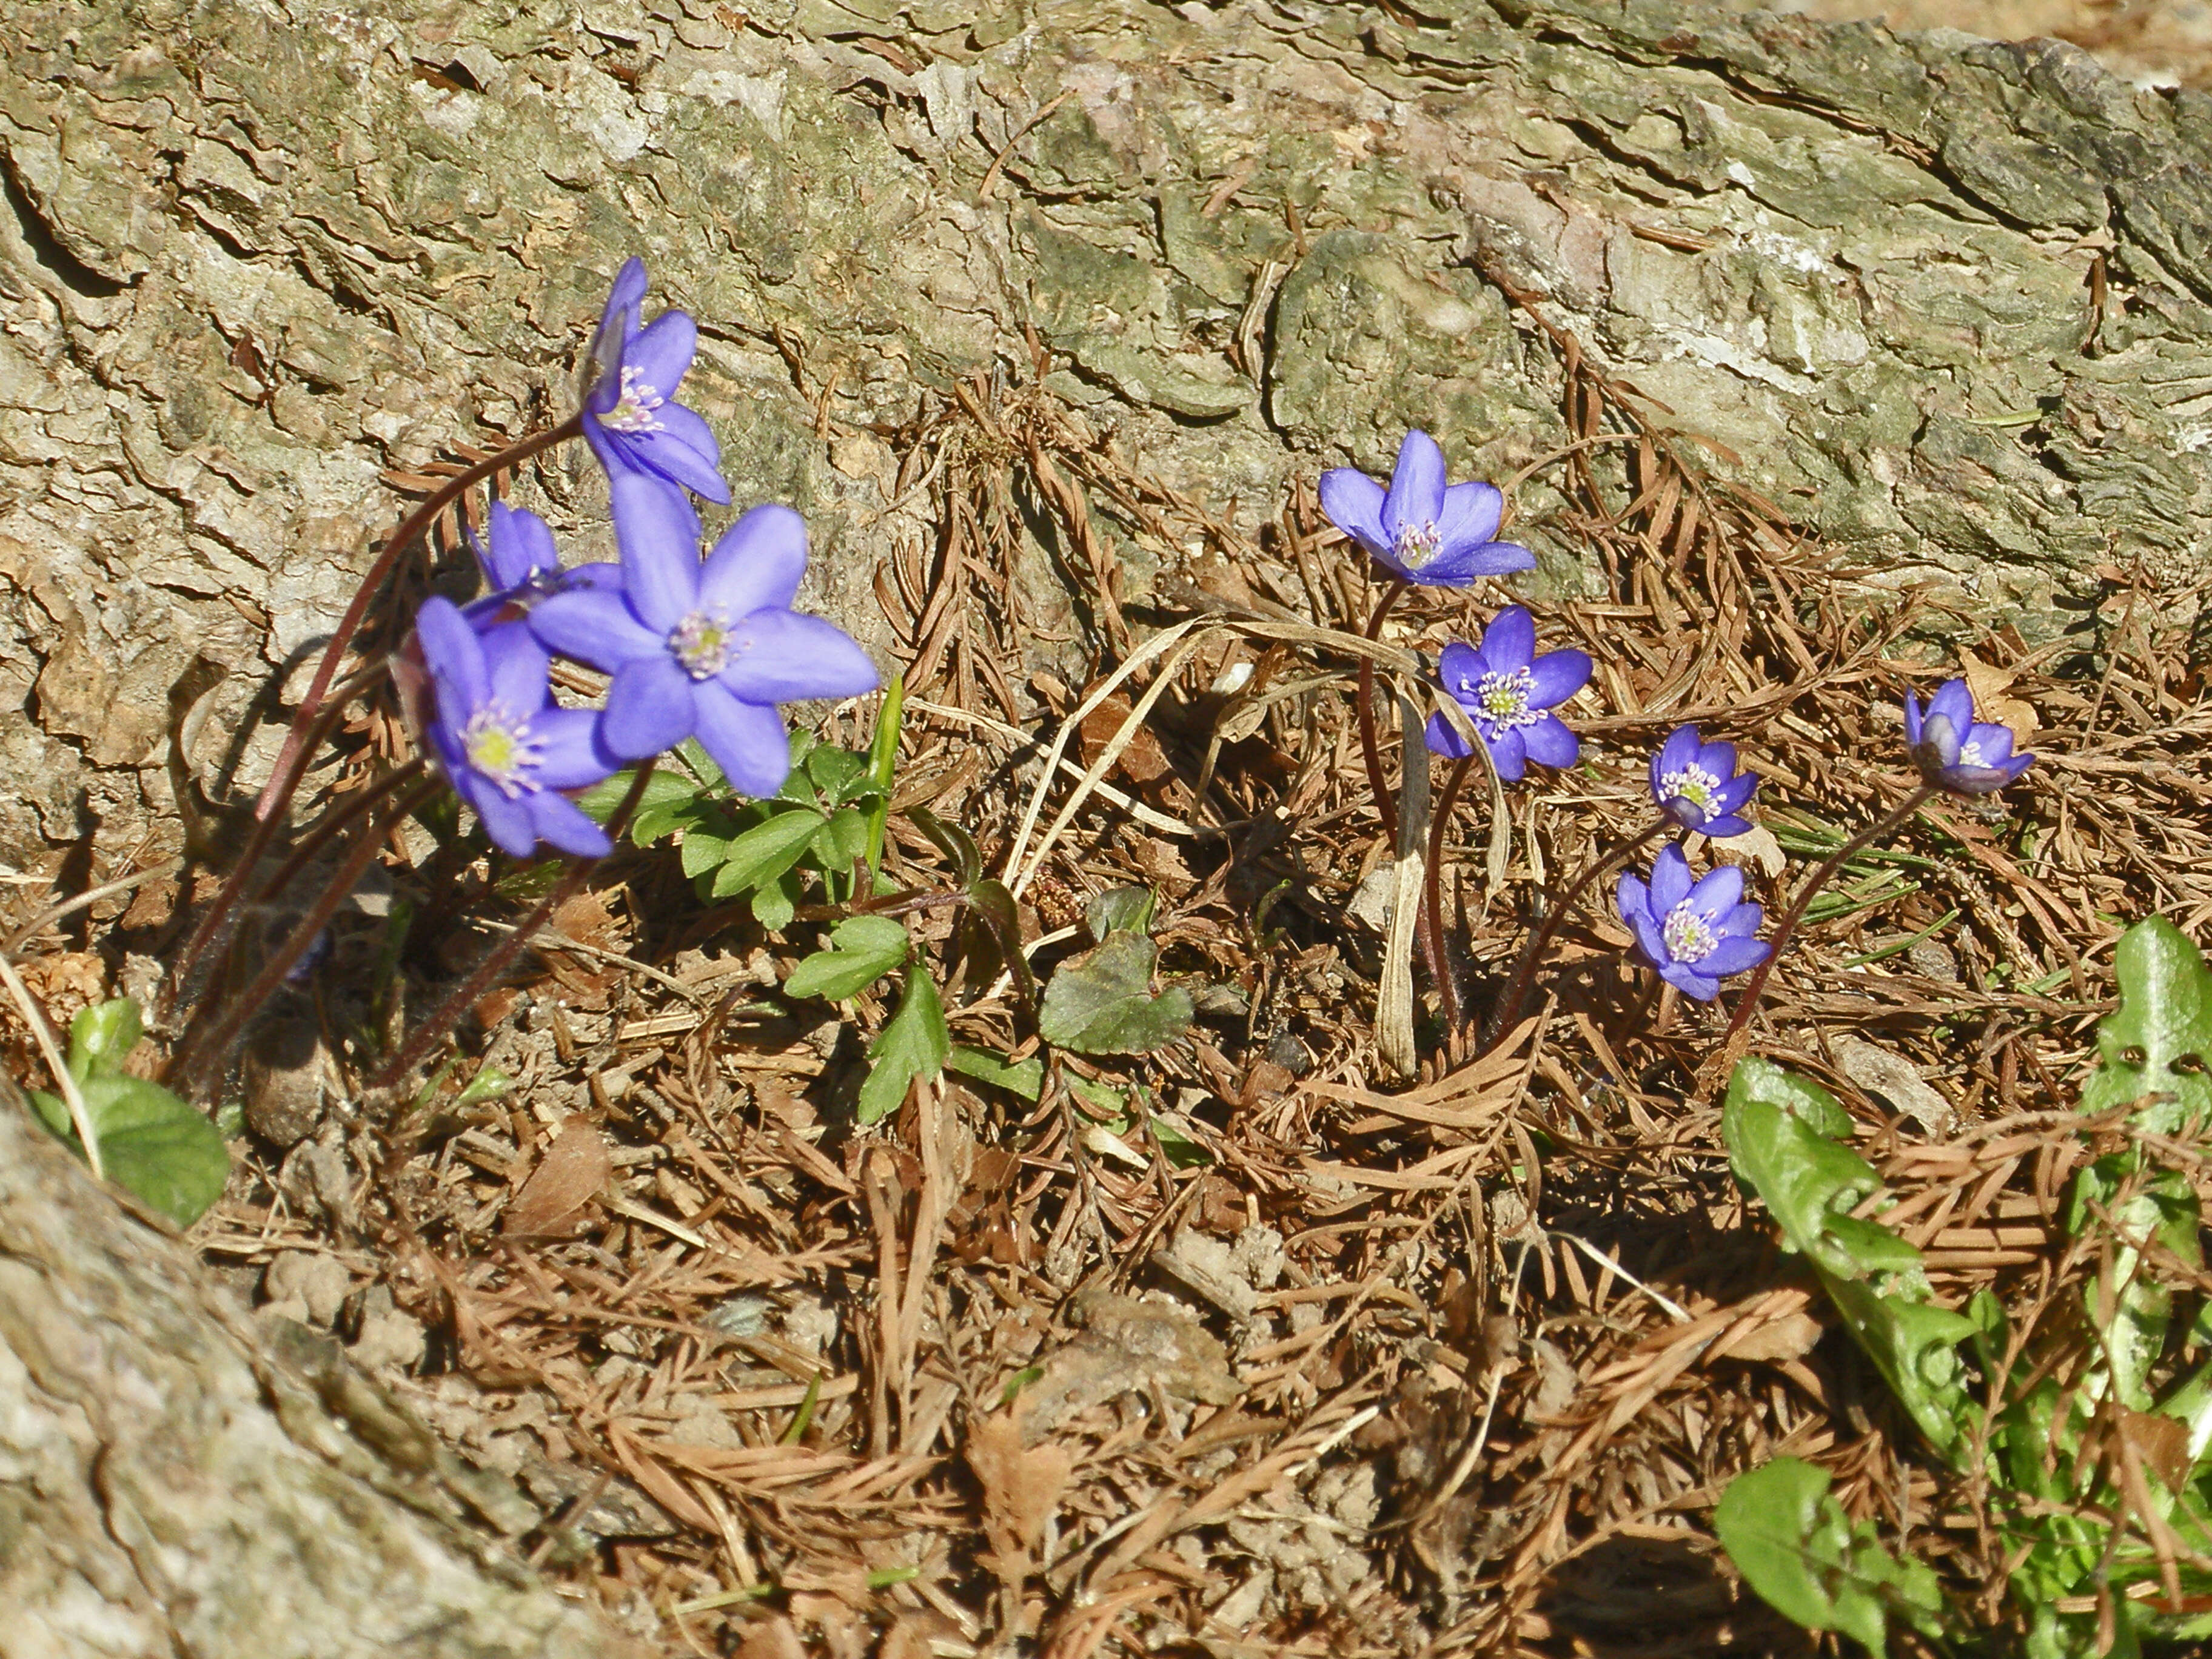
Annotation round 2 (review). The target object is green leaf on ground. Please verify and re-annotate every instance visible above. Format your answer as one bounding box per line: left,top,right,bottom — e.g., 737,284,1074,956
33,1007,230,1229
1715,1458,1945,1658
2080,915,2212,1134
786,916,911,1001
710,808,826,899
947,1045,1044,1101
857,970,950,1125
1038,934,1193,1055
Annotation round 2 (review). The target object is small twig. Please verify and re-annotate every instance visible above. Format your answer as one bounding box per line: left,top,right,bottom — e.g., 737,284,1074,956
0,953,103,1181
3,857,185,956
976,89,1074,203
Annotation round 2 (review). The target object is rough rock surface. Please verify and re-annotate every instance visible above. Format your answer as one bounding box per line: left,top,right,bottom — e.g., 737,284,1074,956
2,0,2208,871
0,1068,634,1657
4,0,2211,1649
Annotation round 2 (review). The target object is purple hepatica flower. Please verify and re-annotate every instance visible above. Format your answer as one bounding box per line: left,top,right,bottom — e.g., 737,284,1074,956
581,257,731,506
1423,605,1592,783
1319,429,1537,587
1651,724,1758,839
462,503,622,629
414,597,617,860
1617,843,1770,1002
528,474,879,797
1903,677,2035,795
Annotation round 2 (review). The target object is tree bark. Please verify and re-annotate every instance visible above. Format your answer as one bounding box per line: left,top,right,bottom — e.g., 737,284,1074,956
2,0,2208,1649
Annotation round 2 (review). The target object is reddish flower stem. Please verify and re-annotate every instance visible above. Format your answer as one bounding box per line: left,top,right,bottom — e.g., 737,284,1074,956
1482,817,1668,1051
165,770,443,1095
1355,578,1410,848
1714,782,1937,1059
172,415,582,1007
367,762,658,1094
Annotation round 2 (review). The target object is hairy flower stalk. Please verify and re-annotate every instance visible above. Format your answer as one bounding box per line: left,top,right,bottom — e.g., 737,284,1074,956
1419,607,1591,1034
1715,677,2035,1063
1323,430,1535,848
1482,725,1758,1045
164,768,443,1094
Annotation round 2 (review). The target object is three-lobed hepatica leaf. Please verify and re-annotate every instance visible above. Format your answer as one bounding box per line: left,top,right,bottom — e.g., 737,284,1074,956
857,967,949,1126
786,916,911,1002
2080,914,2212,1136
1723,1057,1978,1461
28,998,230,1228
1715,1457,1945,1659
1038,933,1194,1056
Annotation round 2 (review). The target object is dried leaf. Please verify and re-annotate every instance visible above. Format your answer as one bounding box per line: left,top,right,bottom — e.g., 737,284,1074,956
503,1118,612,1237
967,1410,1074,1580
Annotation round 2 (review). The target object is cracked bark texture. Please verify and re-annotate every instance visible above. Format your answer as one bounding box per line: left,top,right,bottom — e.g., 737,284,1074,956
2,0,2209,1648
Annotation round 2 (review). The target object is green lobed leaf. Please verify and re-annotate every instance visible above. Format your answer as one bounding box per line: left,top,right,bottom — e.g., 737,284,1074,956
1723,1068,1895,1282
947,1044,1044,1101
2080,915,2212,1135
578,767,710,843
857,970,950,1125
1817,1270,1979,1459
785,916,911,1001
2070,1153,2202,1411
1715,1458,1945,1658
1037,934,1194,1056
814,807,872,879
709,808,826,899
750,868,802,931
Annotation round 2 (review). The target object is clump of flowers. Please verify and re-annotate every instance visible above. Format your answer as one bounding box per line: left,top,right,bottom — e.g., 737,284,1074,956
166,256,877,1096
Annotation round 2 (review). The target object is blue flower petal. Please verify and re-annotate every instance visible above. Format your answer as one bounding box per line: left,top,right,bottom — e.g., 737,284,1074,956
1519,712,1578,771
481,622,552,713
1433,480,1503,552
1426,709,1473,760
528,588,663,672
1526,648,1591,709
525,791,614,860
700,503,809,618
1318,466,1387,554
529,706,618,791
1380,429,1446,549
416,597,491,711
609,474,704,634
602,655,698,759
1703,936,1771,977
1487,724,1528,782
719,611,880,704
1649,844,1692,913
693,682,794,798
1480,606,1536,674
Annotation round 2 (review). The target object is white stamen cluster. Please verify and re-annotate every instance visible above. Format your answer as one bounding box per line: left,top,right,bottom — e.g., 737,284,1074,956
599,364,668,434
1661,903,1719,965
670,608,736,679
461,705,546,798
1660,761,1720,813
